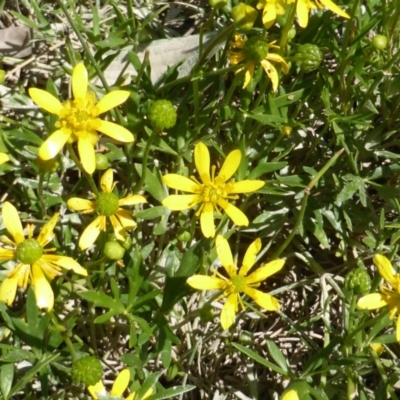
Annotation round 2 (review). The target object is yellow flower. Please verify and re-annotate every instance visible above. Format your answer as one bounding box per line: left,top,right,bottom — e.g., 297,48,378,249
29,63,134,174
187,235,284,330
162,142,264,238
88,368,153,400
281,390,299,400
256,0,287,29
228,34,289,91
0,153,9,165
357,254,400,342
291,0,350,28
67,168,147,250
0,202,87,311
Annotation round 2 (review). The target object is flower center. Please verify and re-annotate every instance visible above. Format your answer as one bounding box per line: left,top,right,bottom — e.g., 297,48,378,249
230,274,247,293
56,92,99,135
16,238,43,265
244,37,269,63
201,184,223,203
96,192,120,216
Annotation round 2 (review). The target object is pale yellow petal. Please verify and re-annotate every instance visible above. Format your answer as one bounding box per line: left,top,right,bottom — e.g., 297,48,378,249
111,368,130,396
88,381,106,400
0,275,19,306
162,174,199,193
115,209,137,230
72,63,88,100
320,0,350,18
162,195,202,210
32,263,54,311
109,215,127,241
96,120,134,142
78,137,96,174
0,248,15,261
36,213,59,247
67,198,95,212
357,293,388,310
119,195,147,206
243,62,254,89
42,254,87,276
0,153,9,165
39,129,71,160
245,259,285,283
217,149,241,183
240,238,262,276
3,202,24,244
217,198,249,227
216,235,236,277
244,287,280,311
96,91,130,115
194,142,211,184
374,254,396,287
187,275,225,290
260,59,279,92
200,202,215,238
221,293,237,330
79,216,104,250
296,0,309,28
230,180,265,194
29,88,63,115
100,168,114,193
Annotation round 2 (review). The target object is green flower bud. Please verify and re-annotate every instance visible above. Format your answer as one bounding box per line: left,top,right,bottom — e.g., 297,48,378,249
344,268,372,295
295,44,323,73
148,100,177,131
372,34,388,50
95,153,109,170
287,28,296,40
209,0,227,9
16,239,43,265
104,241,125,260
231,3,257,31
96,192,119,216
281,126,292,136
177,228,191,242
0,70,5,85
243,37,269,63
71,356,103,386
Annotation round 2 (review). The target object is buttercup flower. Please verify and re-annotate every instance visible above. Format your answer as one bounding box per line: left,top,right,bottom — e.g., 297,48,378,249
0,153,9,165
257,0,287,29
291,0,350,28
67,168,147,250
29,63,133,174
357,254,400,342
228,34,289,91
162,142,264,238
187,235,284,329
88,368,153,400
0,202,87,311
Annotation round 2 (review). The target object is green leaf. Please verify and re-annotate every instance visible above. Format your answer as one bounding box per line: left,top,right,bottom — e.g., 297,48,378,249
135,372,162,400
135,206,169,220
146,385,196,400
0,363,14,400
266,339,289,375
134,164,167,203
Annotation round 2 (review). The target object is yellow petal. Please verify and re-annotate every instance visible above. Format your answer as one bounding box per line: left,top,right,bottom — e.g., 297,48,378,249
115,209,137,230
230,180,265,194
296,0,309,28
221,293,237,330
244,287,280,311
96,91,130,115
32,263,54,311
260,59,279,92
162,195,202,210
3,202,24,244
216,235,236,277
29,88,63,115
162,174,199,193
245,259,285,283
217,149,241,183
0,152,9,165
42,254,87,276
217,198,249,227
194,142,211,184
79,216,104,250
187,275,225,290
111,368,130,396
282,389,299,400
97,120,134,142
267,53,289,74
37,213,59,247
119,195,147,206
0,248,15,261
374,254,396,287
396,317,400,343
78,137,96,174
72,63,88,100
243,62,254,89
100,168,114,193
357,293,388,310
39,129,71,160
261,1,277,28
0,275,19,306
88,381,106,400
240,238,262,276
109,215,127,240
67,198,95,211
200,202,215,238
320,0,350,18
